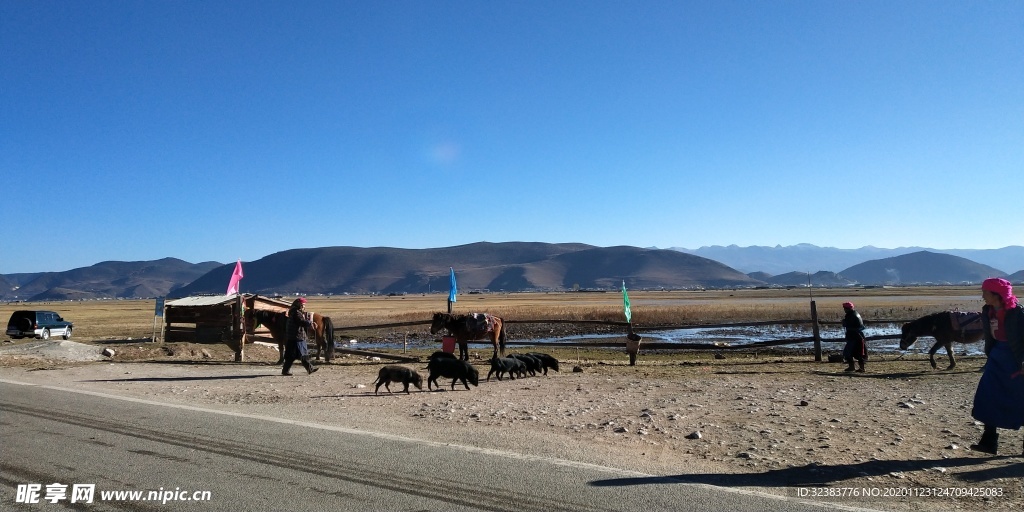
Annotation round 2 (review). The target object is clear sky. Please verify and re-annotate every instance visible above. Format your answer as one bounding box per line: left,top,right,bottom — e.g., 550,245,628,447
3,1,1021,274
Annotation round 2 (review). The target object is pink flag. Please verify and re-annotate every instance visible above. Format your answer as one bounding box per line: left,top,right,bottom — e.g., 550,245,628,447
226,259,244,295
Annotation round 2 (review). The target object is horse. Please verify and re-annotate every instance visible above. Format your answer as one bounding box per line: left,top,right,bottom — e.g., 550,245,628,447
252,309,335,364
251,309,287,364
899,311,984,370
430,312,507,361
309,312,336,362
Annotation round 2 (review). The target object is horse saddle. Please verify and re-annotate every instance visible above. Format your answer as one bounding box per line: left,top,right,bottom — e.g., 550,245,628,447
463,313,493,334
949,311,983,334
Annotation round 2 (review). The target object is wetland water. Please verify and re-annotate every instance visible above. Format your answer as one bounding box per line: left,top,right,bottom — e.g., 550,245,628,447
340,323,985,356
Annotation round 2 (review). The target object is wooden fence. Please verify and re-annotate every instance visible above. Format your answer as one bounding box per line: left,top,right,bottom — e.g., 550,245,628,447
330,306,910,362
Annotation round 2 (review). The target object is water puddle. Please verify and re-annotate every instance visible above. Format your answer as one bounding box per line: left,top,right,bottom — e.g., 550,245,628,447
337,323,984,356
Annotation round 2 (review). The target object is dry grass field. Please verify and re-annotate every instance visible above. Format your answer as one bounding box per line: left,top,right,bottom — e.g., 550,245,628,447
0,286,986,344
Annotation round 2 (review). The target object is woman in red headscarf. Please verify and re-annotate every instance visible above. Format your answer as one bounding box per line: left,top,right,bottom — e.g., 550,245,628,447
969,278,1024,455
283,297,319,376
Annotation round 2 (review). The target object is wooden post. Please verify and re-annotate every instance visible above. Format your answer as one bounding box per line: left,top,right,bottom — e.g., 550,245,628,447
152,297,165,343
234,295,244,362
810,300,821,362
626,324,641,366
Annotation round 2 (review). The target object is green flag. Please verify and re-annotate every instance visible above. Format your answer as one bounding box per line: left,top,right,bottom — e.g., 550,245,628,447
622,280,631,323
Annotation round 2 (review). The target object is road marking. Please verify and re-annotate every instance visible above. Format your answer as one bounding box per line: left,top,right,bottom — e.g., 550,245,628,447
0,377,881,511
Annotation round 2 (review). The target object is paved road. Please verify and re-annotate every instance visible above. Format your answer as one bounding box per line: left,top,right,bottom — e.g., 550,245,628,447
0,380,863,511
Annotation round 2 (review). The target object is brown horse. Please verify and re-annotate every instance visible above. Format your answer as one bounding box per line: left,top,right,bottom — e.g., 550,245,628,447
308,311,335,362
899,311,984,370
430,312,507,361
253,309,335,364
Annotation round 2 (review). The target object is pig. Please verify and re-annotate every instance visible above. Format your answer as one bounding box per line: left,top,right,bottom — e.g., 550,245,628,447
427,357,479,391
509,353,542,376
528,352,560,375
488,355,526,381
373,365,423,395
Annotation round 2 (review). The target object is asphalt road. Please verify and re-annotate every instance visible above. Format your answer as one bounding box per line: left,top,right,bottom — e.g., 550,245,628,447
0,380,864,511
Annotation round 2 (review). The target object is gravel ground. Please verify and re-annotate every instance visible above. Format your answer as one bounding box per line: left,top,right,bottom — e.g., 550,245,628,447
1,338,1022,511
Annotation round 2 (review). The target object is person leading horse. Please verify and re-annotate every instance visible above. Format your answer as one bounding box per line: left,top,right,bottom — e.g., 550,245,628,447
283,297,319,376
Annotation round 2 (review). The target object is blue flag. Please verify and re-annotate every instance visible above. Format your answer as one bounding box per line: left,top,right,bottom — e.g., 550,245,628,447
449,267,457,303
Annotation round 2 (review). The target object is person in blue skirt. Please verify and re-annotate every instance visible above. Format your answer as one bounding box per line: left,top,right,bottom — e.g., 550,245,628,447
970,278,1024,455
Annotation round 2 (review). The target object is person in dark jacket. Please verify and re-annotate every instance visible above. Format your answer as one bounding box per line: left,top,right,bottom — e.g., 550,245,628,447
969,278,1024,455
283,297,318,376
841,301,867,372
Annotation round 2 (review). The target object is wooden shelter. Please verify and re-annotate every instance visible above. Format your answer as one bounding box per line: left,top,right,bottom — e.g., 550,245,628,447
163,294,293,361
164,294,246,360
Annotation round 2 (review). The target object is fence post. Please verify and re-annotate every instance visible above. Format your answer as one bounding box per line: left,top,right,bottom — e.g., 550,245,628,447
234,294,245,362
810,300,821,362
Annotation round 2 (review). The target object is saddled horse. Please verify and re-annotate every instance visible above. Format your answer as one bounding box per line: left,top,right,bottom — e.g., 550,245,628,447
899,311,984,370
430,312,507,361
252,309,335,364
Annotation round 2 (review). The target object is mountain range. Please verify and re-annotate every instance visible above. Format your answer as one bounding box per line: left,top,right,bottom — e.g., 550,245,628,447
2,243,1021,301
670,244,1024,275
1,258,222,301
758,251,1018,287
171,243,761,298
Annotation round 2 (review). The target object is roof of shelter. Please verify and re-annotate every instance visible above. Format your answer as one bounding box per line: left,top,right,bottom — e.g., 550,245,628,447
166,294,238,307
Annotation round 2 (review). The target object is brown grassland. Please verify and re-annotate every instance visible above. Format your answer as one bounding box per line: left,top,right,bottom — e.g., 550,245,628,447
0,285,988,343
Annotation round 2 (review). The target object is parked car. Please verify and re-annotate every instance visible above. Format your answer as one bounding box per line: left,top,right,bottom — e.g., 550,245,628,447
6,310,73,340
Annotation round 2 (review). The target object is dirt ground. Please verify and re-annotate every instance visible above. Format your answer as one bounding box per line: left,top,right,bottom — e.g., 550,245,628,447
1,338,1022,511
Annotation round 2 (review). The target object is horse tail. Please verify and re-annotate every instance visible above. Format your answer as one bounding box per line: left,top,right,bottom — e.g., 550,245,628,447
499,323,507,355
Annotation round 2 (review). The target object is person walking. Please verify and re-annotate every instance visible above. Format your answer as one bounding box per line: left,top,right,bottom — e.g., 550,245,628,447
283,297,319,376
969,278,1024,455
841,301,867,372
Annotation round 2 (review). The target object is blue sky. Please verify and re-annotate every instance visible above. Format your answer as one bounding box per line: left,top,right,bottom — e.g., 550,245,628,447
3,1,1021,274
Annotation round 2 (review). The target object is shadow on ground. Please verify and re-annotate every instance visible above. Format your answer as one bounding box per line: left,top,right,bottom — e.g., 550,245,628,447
589,456,1022,488
82,374,276,383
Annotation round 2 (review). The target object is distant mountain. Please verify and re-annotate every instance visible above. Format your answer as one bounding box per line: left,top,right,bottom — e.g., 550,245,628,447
2,273,43,287
1009,270,1024,283
938,248,1024,275
0,275,13,297
765,271,854,287
170,243,761,297
1,258,222,301
670,244,1024,275
746,272,773,281
838,251,1005,286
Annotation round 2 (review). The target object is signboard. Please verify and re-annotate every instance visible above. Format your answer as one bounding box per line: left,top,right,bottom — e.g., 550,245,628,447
155,298,165,317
